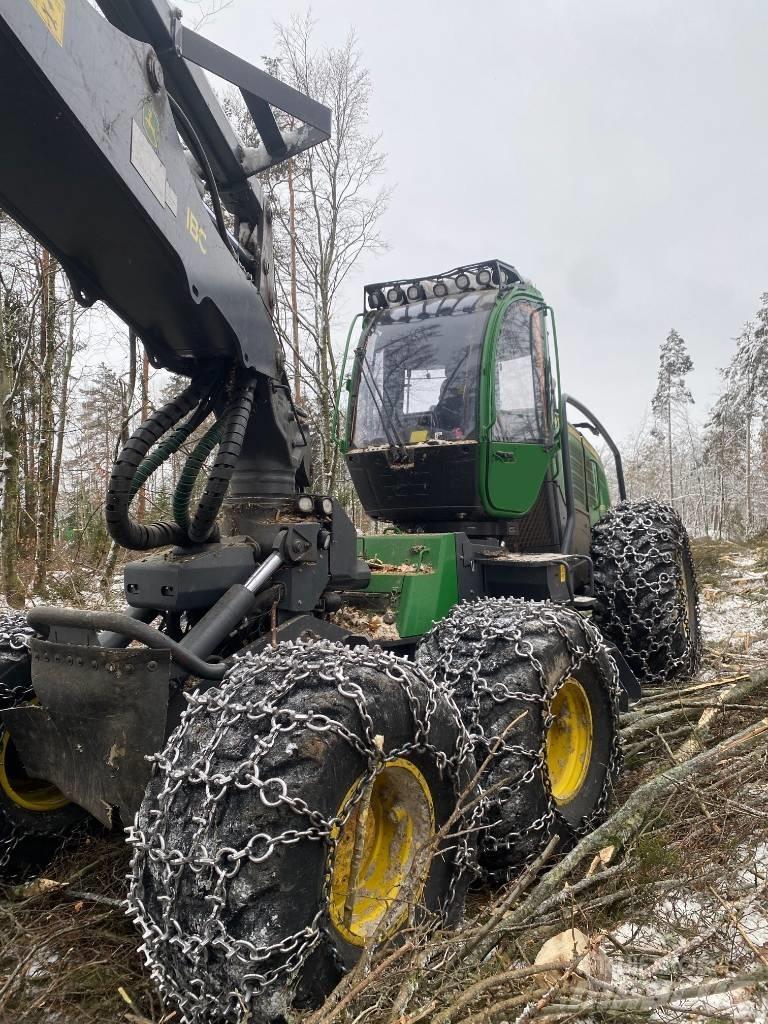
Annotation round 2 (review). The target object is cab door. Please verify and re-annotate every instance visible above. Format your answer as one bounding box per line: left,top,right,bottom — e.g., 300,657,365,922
481,298,552,515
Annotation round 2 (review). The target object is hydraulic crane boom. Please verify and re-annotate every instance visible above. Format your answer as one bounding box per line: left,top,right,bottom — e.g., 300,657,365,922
0,0,370,828
0,0,329,376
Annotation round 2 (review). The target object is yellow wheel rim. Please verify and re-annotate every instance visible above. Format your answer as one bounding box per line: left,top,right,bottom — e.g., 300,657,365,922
329,759,434,947
546,678,593,805
0,729,69,813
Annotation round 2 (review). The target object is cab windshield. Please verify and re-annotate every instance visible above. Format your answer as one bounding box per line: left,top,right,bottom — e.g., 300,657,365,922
351,291,496,449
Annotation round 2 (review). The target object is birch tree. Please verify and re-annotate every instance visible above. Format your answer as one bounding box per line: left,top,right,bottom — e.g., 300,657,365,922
254,16,389,493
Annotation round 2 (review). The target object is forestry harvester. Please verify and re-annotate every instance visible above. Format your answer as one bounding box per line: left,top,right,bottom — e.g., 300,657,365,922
0,2,701,1022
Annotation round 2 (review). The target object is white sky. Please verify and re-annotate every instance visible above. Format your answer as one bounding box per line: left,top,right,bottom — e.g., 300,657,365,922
196,0,766,442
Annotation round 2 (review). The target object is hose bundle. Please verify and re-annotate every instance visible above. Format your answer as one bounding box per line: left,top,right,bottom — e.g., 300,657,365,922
105,371,256,552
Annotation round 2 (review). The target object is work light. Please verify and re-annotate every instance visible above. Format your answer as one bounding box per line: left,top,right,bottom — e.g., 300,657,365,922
455,273,471,291
368,289,386,309
386,286,405,304
432,280,448,297
476,268,493,287
406,283,426,301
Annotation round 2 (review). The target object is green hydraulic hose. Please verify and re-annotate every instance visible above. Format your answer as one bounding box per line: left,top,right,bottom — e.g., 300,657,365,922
128,422,195,502
173,418,223,533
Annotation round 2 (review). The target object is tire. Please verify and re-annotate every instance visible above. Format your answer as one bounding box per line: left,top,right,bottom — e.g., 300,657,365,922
591,499,701,685
127,640,475,1024
0,614,86,879
417,598,621,880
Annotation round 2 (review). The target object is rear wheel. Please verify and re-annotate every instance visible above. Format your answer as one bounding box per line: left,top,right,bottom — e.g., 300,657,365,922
417,599,621,880
591,499,701,685
127,640,475,1024
0,614,85,878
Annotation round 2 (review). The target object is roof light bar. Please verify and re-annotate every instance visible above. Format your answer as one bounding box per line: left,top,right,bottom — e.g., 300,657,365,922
363,260,523,312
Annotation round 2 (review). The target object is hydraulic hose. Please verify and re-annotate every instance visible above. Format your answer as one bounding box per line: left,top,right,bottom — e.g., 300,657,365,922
129,384,220,502
187,375,256,543
173,418,223,533
105,377,208,551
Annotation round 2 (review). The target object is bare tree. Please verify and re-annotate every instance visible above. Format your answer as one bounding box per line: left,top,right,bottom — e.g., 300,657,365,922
181,0,234,31
263,16,389,492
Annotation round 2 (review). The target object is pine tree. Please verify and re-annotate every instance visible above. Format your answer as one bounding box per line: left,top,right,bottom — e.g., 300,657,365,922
651,329,694,503
716,310,768,532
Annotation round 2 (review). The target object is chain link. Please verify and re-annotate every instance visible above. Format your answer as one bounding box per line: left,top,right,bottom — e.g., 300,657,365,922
126,639,477,1024
418,597,623,879
0,612,39,872
591,499,701,684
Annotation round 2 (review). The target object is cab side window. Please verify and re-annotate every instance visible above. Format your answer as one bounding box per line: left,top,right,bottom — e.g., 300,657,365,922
492,302,548,443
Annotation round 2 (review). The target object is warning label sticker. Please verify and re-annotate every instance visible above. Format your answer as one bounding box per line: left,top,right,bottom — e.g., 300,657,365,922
28,0,65,46
131,120,167,206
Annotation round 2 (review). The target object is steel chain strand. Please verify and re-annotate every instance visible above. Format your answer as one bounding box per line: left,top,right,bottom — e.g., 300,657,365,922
418,596,623,878
126,639,477,1024
591,498,701,683
0,612,36,710
0,613,38,871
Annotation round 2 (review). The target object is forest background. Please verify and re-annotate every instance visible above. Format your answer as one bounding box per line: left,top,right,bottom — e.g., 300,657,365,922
0,9,764,608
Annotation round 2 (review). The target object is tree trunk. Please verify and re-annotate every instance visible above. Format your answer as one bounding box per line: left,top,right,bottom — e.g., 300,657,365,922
137,349,149,520
100,540,119,600
0,298,24,607
32,250,57,596
666,386,674,504
126,329,138,445
746,411,752,536
287,159,302,404
49,293,76,560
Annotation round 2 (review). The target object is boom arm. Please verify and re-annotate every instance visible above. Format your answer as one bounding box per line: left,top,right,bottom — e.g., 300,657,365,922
0,0,330,377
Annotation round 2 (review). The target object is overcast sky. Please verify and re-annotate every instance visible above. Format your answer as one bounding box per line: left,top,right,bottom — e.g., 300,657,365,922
200,0,767,443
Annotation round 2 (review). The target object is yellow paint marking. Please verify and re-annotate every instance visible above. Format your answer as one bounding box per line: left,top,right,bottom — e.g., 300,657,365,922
28,0,65,46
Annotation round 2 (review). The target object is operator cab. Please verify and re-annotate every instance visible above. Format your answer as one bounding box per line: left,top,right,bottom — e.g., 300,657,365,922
344,261,561,543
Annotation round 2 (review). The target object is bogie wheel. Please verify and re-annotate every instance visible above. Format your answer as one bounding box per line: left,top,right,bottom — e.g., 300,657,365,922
0,614,86,878
417,599,621,880
591,499,701,685
127,640,476,1024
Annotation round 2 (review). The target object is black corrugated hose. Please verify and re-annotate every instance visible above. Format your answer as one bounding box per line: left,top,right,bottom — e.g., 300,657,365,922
105,372,256,551
187,375,256,543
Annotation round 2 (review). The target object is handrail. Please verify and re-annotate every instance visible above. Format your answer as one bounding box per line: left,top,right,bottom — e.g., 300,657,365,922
332,312,365,450
558,396,577,554
562,393,627,501
27,607,227,680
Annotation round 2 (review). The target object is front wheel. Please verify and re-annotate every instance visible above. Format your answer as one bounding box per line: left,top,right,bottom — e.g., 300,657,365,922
127,640,475,1024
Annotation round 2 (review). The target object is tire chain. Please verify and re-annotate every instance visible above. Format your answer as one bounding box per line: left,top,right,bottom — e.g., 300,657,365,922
591,499,702,685
126,640,479,1024
0,612,37,873
418,597,623,879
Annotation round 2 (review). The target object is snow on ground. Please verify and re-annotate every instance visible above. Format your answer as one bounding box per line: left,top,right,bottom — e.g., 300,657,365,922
601,542,768,1020
699,548,768,659
607,842,768,1021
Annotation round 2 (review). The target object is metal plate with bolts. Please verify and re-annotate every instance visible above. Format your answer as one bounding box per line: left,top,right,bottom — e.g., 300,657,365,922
1,640,171,827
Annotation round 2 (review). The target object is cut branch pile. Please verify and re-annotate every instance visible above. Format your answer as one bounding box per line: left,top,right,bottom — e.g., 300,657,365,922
3,594,768,1023
309,660,768,1024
